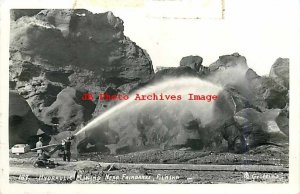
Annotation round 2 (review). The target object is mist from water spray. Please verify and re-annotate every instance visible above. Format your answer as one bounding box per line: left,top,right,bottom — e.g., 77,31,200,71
74,77,222,137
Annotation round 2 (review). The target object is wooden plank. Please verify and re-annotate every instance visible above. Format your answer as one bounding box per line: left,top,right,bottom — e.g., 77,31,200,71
99,162,289,172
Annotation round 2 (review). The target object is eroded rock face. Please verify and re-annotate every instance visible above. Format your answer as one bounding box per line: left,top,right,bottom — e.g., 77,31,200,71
10,9,153,80
41,87,96,132
75,53,289,154
206,53,289,111
180,56,204,72
206,53,250,98
209,53,248,72
269,58,289,89
245,69,288,109
9,91,40,147
9,9,154,131
234,108,288,148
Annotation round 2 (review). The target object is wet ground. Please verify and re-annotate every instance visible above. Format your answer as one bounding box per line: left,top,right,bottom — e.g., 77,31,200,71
9,144,289,184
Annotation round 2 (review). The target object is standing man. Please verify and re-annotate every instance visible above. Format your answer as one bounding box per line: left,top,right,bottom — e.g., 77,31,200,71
36,137,43,157
63,136,72,162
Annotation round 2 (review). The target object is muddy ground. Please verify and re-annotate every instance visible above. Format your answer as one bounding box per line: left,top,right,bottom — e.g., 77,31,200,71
9,144,289,184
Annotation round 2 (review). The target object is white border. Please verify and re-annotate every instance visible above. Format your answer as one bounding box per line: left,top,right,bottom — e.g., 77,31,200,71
0,0,299,194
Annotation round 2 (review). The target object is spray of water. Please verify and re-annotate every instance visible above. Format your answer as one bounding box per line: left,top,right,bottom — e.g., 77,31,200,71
74,77,222,137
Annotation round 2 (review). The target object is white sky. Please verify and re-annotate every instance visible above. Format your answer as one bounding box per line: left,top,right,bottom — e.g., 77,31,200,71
87,0,300,75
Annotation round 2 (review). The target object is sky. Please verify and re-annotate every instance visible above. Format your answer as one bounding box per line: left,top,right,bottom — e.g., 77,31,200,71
85,0,300,76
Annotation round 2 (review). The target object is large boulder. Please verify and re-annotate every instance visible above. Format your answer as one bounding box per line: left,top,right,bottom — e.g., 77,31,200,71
41,87,96,132
245,69,288,109
206,53,288,111
9,91,40,147
209,52,248,72
234,108,288,149
9,9,154,122
269,58,289,89
206,86,257,153
179,55,208,73
206,53,250,97
10,9,153,81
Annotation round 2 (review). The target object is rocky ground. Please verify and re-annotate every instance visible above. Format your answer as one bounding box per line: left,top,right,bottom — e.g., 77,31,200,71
9,144,288,184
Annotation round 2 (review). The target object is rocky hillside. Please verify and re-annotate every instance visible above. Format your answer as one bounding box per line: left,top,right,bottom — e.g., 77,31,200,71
9,9,154,136
9,91,40,147
72,53,289,154
9,9,289,156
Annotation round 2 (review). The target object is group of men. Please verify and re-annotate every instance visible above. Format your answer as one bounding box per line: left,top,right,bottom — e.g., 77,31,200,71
35,136,72,162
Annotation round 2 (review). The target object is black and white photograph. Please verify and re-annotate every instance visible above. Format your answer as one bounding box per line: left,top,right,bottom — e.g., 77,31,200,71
1,0,300,193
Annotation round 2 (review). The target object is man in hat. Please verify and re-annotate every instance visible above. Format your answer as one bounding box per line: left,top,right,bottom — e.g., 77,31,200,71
36,137,43,157
62,136,73,162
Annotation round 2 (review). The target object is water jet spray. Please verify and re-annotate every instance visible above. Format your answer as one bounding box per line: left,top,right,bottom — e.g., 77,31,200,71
74,77,222,138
